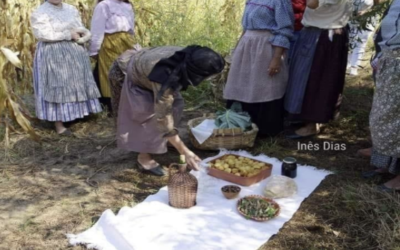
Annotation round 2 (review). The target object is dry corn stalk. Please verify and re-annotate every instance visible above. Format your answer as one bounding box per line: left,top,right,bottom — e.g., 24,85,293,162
0,47,40,144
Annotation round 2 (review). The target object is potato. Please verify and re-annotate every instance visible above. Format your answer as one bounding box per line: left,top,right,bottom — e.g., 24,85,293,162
225,168,232,173
234,173,241,177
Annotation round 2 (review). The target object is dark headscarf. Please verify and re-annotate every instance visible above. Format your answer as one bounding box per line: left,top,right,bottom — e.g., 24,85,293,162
148,45,225,100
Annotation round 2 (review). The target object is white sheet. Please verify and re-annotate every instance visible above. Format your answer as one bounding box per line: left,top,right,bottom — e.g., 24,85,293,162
68,150,331,250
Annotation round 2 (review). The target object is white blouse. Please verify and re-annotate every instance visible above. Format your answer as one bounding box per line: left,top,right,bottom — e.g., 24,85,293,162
89,0,135,56
302,0,353,29
30,2,89,42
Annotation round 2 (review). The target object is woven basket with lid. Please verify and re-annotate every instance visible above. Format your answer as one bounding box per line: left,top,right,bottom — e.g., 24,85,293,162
168,157,198,209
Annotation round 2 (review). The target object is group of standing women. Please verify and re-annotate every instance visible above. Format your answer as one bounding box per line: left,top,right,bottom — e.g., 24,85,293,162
223,0,400,191
29,0,400,187
30,0,224,173
30,0,134,135
224,0,353,138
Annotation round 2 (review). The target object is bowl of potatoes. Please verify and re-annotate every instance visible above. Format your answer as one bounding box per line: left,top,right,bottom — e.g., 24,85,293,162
207,155,273,186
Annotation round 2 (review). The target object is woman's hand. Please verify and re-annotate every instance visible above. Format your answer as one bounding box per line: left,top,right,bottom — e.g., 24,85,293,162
268,56,282,77
71,30,81,41
183,150,202,171
371,57,379,72
167,134,202,171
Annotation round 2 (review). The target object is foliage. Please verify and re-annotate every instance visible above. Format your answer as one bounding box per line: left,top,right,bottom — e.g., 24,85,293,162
0,0,392,141
0,0,243,141
1,0,243,94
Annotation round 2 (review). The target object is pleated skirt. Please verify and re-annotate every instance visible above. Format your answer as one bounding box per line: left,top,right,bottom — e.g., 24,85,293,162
33,41,102,122
98,32,135,98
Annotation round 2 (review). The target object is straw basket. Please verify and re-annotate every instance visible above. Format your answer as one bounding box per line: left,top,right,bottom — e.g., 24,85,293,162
187,115,258,150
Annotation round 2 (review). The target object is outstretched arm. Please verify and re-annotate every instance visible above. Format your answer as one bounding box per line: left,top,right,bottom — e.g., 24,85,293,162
167,135,202,171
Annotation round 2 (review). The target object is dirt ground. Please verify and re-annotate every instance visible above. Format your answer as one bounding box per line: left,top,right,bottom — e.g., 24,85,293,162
1,63,400,250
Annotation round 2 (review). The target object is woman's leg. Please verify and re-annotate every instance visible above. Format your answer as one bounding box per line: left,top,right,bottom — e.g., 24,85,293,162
294,123,320,136
55,121,67,134
357,147,372,157
137,153,160,169
383,175,400,190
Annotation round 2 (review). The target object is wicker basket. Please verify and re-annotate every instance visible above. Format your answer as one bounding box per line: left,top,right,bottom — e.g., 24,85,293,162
187,115,259,150
168,163,198,209
237,195,280,222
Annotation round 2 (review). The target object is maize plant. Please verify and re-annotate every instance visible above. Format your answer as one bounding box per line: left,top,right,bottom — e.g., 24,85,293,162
0,0,245,142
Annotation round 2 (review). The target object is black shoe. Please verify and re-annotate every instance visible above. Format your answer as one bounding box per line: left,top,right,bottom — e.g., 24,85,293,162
376,184,400,193
285,131,316,140
137,163,166,176
362,170,382,179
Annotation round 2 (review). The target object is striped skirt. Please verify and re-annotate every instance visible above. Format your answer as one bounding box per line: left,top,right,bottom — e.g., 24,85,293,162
98,32,135,98
33,41,102,122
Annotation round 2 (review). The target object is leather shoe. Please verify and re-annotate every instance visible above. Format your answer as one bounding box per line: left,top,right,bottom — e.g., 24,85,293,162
285,132,316,140
362,170,382,179
376,184,400,193
137,163,166,176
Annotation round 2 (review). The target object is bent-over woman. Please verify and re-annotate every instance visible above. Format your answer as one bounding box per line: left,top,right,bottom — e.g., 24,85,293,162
30,0,102,135
223,0,294,137
90,0,135,112
109,46,225,176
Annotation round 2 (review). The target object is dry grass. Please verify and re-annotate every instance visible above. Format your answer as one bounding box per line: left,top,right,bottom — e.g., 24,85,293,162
1,1,399,250
1,62,400,250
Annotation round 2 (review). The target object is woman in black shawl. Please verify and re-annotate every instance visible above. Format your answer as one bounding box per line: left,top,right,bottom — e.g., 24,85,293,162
109,45,225,176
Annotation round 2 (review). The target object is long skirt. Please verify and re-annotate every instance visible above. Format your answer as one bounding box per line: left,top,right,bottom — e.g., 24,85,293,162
98,32,135,98
226,99,284,137
115,63,184,154
286,27,349,123
223,30,288,136
223,30,289,103
33,41,102,122
371,150,400,175
117,85,184,154
370,49,400,160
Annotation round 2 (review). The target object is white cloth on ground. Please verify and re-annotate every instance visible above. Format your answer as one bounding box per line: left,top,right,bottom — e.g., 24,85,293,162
68,150,331,250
